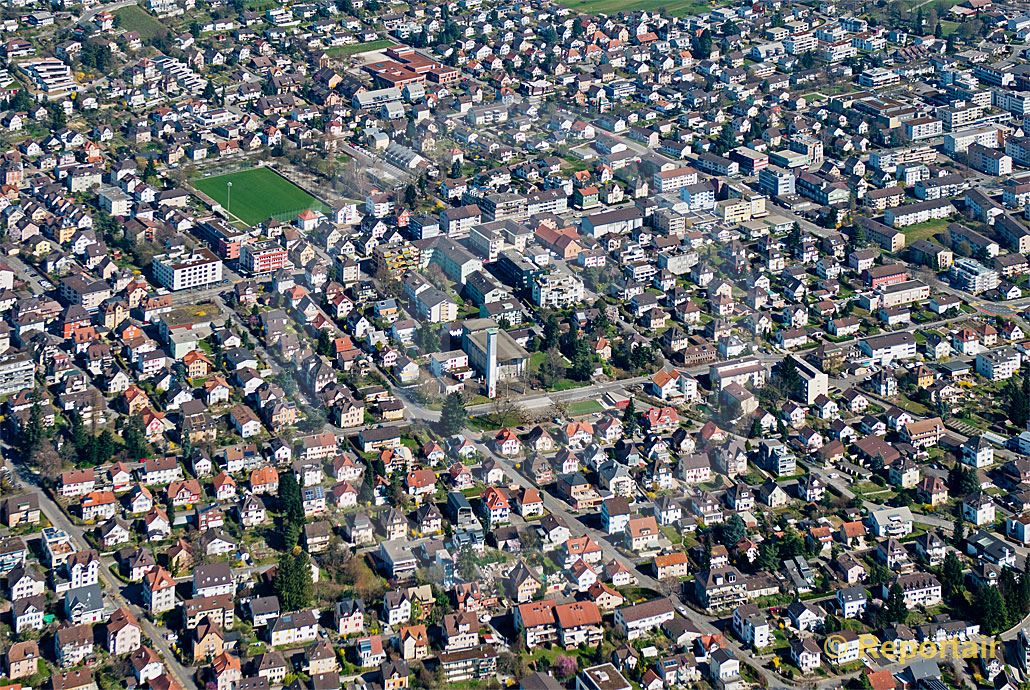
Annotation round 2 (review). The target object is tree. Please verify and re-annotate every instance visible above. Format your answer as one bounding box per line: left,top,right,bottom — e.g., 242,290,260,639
592,303,612,336
404,184,418,207
1006,366,1030,429
692,29,713,58
622,399,638,439
1001,567,1028,624
851,224,867,249
20,388,44,458
537,348,566,389
952,508,965,547
274,547,314,610
568,340,594,381
978,585,1009,634
941,551,965,600
48,103,67,131
959,470,980,497
552,655,578,681
541,313,560,351
715,514,747,548
884,582,909,624
36,443,62,481
143,157,158,183
440,392,468,436
123,415,150,459
9,88,31,112
417,324,439,354
457,545,477,581
278,471,305,546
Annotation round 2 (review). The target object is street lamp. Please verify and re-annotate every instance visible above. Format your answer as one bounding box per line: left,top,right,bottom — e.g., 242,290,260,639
226,180,233,215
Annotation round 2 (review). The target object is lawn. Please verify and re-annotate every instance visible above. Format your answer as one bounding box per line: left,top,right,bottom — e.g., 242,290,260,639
115,5,166,39
568,400,604,416
901,218,950,244
193,167,330,226
325,39,396,58
555,0,723,15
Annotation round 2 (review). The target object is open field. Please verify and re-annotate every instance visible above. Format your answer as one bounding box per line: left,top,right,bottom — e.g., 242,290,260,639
555,0,720,16
115,5,166,39
192,167,329,226
325,39,396,57
901,217,950,244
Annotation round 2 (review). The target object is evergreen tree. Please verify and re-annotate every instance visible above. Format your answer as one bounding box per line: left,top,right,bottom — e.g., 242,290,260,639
359,462,374,504
959,470,980,497
568,340,594,381
1006,366,1030,429
143,158,158,183
48,103,66,130
714,514,747,547
9,88,31,112
756,541,779,573
542,313,560,351
1001,568,1025,623
404,184,418,207
978,585,1009,634
592,304,611,336
21,388,43,458
692,29,713,58
941,551,965,600
274,548,315,610
748,417,762,438
884,582,909,624
123,415,150,459
440,392,468,436
622,399,638,439
278,471,304,546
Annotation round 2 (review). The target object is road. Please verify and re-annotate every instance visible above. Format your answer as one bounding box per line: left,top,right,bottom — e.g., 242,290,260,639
3,454,197,690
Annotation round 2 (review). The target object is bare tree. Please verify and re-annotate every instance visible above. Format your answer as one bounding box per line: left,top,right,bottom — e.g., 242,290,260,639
36,443,63,482
491,381,527,428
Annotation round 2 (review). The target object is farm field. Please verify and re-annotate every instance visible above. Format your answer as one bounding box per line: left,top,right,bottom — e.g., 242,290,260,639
192,167,330,227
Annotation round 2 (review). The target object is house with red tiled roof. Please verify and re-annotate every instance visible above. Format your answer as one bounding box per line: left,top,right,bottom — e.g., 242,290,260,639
494,429,521,456
480,487,511,526
405,469,437,503
249,466,279,495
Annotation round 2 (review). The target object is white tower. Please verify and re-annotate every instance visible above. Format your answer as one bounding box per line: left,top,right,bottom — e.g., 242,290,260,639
485,327,499,399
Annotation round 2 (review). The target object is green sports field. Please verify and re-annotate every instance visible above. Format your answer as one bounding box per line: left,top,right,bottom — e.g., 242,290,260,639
325,39,396,57
556,0,720,16
193,168,330,227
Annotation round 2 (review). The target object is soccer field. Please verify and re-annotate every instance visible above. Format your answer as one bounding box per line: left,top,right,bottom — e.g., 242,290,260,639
193,168,330,227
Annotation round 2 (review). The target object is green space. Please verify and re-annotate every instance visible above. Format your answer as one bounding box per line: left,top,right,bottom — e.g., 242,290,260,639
325,39,396,57
555,0,722,16
568,399,604,416
901,218,950,244
193,167,330,226
115,5,166,39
